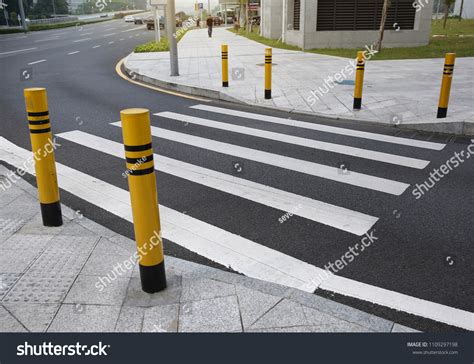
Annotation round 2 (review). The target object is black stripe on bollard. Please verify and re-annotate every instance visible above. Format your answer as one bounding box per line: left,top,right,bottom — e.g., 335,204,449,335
40,201,63,227
265,89,272,99
353,98,362,110
29,127,52,134
437,107,448,118
124,143,153,152
28,111,49,117
139,261,167,293
223,81,229,87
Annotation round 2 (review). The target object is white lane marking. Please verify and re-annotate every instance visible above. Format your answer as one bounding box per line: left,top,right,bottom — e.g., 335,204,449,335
27,59,46,65
0,47,37,56
51,31,68,36
108,41,115,44
103,33,117,37
128,35,133,38
110,122,409,195
119,38,125,41
0,137,319,293
58,131,378,236
67,51,80,55
319,274,474,331
81,32,93,36
92,45,101,49
191,105,446,151
156,112,430,170
73,38,91,43
120,27,143,33
34,37,59,43
1,136,471,330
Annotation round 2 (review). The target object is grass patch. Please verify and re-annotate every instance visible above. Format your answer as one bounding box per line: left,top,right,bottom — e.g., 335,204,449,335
0,28,25,34
134,28,188,52
228,19,474,60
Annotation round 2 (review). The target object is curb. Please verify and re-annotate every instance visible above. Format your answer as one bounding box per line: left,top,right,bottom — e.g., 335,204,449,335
123,56,473,137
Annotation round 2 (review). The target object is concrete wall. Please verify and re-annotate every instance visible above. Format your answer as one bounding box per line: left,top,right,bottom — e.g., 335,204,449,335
266,0,433,49
261,0,283,40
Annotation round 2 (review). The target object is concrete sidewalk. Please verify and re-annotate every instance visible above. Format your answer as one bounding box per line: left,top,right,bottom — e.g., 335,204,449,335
0,165,418,333
125,27,474,135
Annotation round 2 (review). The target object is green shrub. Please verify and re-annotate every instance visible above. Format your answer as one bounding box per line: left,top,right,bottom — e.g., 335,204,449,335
134,28,188,52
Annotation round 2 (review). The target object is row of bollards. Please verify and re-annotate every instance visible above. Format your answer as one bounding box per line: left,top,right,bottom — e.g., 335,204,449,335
221,44,273,100
23,88,166,294
353,52,456,119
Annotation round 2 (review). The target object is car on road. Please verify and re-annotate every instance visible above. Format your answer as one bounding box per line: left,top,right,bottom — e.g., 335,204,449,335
134,16,144,25
124,15,135,22
145,15,165,30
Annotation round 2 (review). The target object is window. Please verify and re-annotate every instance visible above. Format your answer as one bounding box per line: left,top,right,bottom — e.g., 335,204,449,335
294,0,301,30
317,0,417,31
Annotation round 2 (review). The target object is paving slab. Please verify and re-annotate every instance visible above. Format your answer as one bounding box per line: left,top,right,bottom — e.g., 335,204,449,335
48,304,121,332
2,303,60,332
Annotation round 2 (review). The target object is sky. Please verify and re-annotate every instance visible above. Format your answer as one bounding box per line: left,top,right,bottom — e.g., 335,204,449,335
174,0,220,13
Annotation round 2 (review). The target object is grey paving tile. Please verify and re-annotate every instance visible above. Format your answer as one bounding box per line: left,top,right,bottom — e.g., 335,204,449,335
0,234,55,252
0,218,26,243
65,274,129,306
391,323,421,333
0,273,21,299
15,213,66,236
0,249,41,274
247,326,314,333
48,304,121,332
124,271,182,308
115,306,145,332
3,273,76,303
0,194,39,221
179,295,242,333
142,304,179,333
0,304,27,332
303,306,370,332
249,299,307,330
3,303,60,332
235,284,280,328
180,277,235,302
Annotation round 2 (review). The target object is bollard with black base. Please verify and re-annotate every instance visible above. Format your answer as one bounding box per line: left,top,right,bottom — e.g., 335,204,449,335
265,48,272,99
120,108,166,293
222,44,229,87
24,88,62,227
353,51,365,110
437,53,456,119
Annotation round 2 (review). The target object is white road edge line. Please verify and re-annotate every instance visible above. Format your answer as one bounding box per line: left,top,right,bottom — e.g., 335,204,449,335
73,38,91,43
155,112,430,169
92,45,101,49
67,51,80,55
0,47,37,56
191,105,446,151
57,130,378,236
27,59,46,65
110,122,410,196
0,136,471,330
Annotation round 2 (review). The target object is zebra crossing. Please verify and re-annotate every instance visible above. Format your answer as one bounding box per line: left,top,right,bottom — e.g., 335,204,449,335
3,104,473,330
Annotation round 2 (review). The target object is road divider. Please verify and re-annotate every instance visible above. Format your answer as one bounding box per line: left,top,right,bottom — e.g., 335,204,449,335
222,44,229,87
353,51,365,110
265,48,272,99
437,53,456,119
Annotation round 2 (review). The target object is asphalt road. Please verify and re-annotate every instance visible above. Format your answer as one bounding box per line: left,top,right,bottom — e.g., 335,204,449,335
1,20,473,330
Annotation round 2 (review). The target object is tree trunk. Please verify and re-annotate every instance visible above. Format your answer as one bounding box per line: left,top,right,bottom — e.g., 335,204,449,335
459,0,464,20
376,0,390,52
443,3,449,28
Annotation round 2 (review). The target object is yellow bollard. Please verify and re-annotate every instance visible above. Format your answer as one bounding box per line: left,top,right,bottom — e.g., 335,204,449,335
222,44,229,87
265,47,272,99
437,53,456,119
24,88,62,227
120,108,166,293
353,51,365,110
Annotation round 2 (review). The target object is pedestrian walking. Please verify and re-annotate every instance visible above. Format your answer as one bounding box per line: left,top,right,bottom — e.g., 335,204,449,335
207,15,213,38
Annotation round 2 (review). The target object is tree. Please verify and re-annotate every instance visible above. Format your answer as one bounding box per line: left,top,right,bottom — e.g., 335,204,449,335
375,0,391,52
31,0,68,17
443,0,455,28
459,0,464,20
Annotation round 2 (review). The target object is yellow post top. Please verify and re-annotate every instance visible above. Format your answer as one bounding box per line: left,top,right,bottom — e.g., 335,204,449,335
222,44,228,52
357,51,365,62
445,53,456,64
120,108,152,147
265,48,272,56
24,88,48,113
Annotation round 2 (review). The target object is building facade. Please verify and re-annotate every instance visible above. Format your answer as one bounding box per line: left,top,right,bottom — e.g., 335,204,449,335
261,0,433,49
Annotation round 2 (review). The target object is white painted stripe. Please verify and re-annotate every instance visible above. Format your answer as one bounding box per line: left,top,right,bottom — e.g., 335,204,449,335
81,32,93,36
92,45,101,49
119,38,125,41
73,38,91,42
156,112,430,170
34,37,59,43
0,137,319,293
110,122,409,195
0,47,37,56
120,27,143,33
27,59,46,65
58,131,378,236
1,136,471,330
67,51,80,55
103,33,116,37
191,105,446,151
319,274,474,331
108,41,115,44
